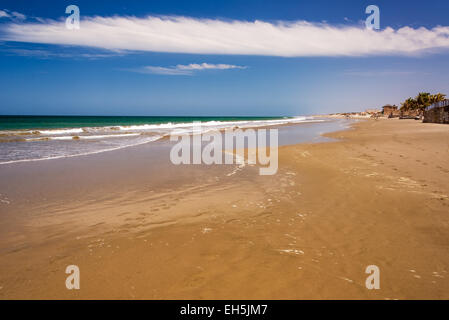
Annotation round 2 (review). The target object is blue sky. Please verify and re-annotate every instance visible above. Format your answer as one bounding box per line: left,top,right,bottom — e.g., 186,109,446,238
0,0,449,116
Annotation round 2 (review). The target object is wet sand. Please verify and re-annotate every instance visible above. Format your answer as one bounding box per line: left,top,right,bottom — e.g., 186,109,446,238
0,119,449,299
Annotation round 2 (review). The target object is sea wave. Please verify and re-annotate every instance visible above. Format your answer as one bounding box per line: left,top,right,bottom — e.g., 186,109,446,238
25,133,141,141
115,116,315,131
0,116,319,138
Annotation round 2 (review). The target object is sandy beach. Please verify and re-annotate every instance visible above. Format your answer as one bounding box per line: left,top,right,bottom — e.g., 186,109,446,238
0,118,449,299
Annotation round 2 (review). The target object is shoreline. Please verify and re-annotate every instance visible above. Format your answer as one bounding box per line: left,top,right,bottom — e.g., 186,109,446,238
0,116,330,165
1,119,449,299
0,118,348,167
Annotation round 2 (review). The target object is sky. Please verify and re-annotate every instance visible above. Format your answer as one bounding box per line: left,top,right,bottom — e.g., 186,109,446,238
0,0,449,116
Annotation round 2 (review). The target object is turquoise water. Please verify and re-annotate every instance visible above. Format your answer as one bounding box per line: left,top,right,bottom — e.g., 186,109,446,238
0,116,285,131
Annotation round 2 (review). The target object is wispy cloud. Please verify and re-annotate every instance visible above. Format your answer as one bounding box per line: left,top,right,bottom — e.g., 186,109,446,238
0,47,123,59
131,63,246,75
343,70,418,77
176,63,246,70
1,14,449,57
0,9,26,21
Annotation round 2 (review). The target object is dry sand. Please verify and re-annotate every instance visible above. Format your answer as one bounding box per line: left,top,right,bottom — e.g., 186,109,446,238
0,119,448,299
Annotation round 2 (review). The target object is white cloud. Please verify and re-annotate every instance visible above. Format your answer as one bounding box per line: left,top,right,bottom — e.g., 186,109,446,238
176,63,246,70
132,63,246,75
0,47,122,59
0,10,10,18
0,9,26,20
10,11,26,20
1,15,449,57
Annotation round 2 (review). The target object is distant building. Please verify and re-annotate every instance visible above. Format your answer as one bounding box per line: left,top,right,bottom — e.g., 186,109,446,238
382,105,400,118
423,100,449,124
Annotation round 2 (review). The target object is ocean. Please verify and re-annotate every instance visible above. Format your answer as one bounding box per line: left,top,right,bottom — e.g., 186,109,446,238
0,115,323,164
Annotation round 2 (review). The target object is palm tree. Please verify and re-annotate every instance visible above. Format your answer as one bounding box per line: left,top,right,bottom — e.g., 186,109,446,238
396,92,446,118
400,100,408,111
400,97,417,111
430,93,446,104
415,92,432,113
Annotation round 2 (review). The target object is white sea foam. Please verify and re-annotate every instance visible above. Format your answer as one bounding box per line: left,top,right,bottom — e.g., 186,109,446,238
115,117,319,132
38,128,84,135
